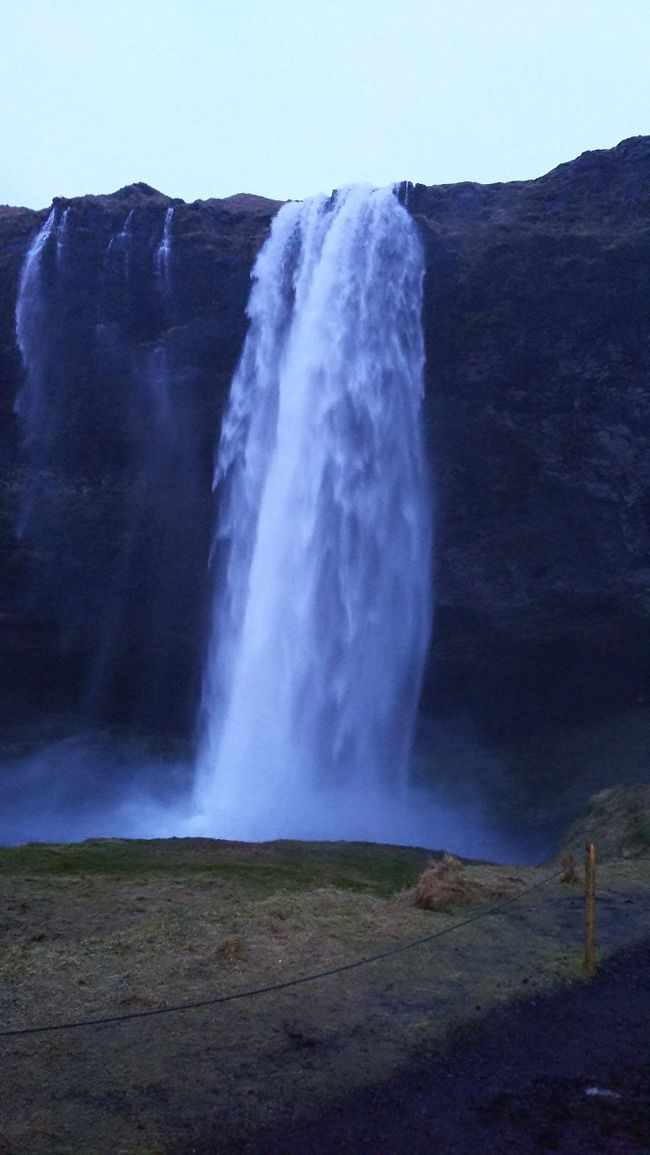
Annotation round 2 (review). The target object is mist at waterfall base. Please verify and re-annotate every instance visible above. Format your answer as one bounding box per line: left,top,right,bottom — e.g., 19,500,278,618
0,727,526,862
3,187,534,863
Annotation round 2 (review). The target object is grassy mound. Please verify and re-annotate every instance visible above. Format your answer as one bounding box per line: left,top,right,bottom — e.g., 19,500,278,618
555,785,650,860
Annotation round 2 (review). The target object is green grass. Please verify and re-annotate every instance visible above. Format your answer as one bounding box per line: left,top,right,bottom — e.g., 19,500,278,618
0,836,429,897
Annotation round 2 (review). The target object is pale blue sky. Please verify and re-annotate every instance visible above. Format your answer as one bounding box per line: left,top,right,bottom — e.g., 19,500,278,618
1,0,648,208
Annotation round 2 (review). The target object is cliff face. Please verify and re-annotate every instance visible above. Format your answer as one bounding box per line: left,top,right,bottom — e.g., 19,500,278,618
0,185,280,734
411,136,650,738
0,139,649,751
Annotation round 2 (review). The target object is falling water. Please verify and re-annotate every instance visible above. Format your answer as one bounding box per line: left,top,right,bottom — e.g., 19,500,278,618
155,207,174,287
14,209,58,538
194,185,433,842
56,208,70,263
107,208,134,252
15,208,56,425
14,201,202,734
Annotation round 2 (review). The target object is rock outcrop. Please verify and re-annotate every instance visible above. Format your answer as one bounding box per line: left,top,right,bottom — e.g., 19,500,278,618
556,785,650,859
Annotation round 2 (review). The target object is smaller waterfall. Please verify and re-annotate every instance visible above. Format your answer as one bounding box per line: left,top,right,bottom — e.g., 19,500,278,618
14,200,202,733
15,208,57,422
148,206,176,433
155,207,174,287
14,209,58,538
107,209,134,262
56,208,70,263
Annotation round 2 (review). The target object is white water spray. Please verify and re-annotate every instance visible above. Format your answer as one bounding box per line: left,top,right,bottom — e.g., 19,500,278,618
193,185,433,843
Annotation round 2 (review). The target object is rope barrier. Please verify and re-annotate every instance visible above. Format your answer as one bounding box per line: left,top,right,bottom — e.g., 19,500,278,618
0,865,565,1039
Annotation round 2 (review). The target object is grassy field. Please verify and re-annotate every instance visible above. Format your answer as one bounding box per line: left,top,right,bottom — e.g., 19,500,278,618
1,836,649,1154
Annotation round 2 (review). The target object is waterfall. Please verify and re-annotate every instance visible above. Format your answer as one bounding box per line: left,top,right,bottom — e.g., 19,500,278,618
107,208,134,254
194,185,433,842
14,200,203,733
56,208,70,263
14,208,57,438
155,207,174,287
14,209,58,539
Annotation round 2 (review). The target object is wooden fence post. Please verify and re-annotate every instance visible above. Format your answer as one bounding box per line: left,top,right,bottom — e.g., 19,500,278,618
585,842,597,976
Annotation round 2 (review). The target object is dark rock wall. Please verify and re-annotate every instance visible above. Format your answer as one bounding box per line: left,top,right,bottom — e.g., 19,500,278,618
411,136,650,738
0,139,649,748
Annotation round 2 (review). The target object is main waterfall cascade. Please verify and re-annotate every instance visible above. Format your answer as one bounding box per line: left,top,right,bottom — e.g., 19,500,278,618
194,185,433,842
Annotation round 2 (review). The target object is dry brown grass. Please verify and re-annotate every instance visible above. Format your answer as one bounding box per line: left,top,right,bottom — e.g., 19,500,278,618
412,853,484,910
560,852,580,884
216,934,245,961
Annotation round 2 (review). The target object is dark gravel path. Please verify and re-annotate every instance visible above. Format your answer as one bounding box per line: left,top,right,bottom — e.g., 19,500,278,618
215,936,649,1154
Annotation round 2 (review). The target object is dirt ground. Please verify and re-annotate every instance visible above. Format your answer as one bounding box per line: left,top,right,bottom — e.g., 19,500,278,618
240,935,650,1154
1,838,649,1154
